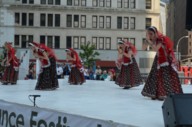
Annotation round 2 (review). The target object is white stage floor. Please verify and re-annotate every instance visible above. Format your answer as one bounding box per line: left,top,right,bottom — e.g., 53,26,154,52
0,78,191,127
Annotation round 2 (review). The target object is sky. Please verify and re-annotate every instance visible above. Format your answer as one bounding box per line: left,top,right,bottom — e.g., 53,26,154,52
0,78,191,127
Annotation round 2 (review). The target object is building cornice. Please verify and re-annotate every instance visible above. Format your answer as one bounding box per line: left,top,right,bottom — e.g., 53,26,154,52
6,4,160,15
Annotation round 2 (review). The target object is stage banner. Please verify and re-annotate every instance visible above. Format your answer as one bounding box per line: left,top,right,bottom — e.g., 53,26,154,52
0,100,131,127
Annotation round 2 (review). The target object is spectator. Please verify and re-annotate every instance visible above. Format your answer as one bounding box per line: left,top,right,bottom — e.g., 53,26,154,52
84,66,89,79
89,67,95,80
95,66,102,80
28,62,35,79
100,70,108,81
56,64,63,79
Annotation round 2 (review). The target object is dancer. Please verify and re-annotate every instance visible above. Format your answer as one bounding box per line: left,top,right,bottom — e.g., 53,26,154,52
1,42,19,85
65,48,85,85
141,26,183,100
116,40,142,89
29,42,59,90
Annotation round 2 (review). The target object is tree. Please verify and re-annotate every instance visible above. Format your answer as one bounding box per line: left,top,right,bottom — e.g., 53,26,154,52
79,42,100,68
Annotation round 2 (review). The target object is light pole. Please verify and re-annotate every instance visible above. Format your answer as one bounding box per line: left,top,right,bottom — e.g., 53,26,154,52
176,36,189,61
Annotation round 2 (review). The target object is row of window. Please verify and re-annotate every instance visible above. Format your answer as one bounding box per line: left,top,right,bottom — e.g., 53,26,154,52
21,0,61,5
14,35,136,50
20,0,152,9
14,35,60,48
15,13,153,29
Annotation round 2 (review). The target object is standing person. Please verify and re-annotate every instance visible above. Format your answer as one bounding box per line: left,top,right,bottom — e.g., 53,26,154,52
95,66,102,80
141,26,183,100
66,48,85,85
1,42,19,85
29,42,59,90
115,40,142,89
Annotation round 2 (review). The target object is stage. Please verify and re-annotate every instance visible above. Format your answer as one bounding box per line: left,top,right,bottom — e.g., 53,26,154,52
0,78,191,127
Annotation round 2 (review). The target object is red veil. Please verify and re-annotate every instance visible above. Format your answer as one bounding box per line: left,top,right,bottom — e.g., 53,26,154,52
123,41,137,56
5,42,19,67
151,27,177,65
69,48,82,68
38,44,57,60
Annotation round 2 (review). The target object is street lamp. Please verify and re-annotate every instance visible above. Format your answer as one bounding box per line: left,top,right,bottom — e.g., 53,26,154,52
176,36,189,61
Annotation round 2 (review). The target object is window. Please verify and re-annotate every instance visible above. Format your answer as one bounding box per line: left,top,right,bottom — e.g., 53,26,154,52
92,37,97,49
93,0,98,7
47,36,53,48
130,0,135,9
40,14,46,26
106,37,111,50
55,36,60,49
74,0,79,6
117,0,122,8
117,37,122,46
124,17,129,29
146,18,151,29
40,36,46,44
48,14,53,27
80,37,86,48
81,15,86,28
129,38,135,46
29,0,34,4
14,35,20,46
67,15,72,27
117,17,122,29
67,0,72,5
41,0,46,4
22,0,27,4
106,0,111,7
28,13,34,26
99,37,104,49
99,16,104,28
106,16,111,28
81,0,86,6
48,0,53,4
73,37,79,49
15,13,20,25
74,15,79,28
92,16,97,28
99,0,104,7
28,35,33,43
124,0,129,8
22,13,27,26
66,36,72,48
146,0,151,9
130,17,135,29
21,35,27,48
55,14,60,27
55,0,61,5
123,38,129,42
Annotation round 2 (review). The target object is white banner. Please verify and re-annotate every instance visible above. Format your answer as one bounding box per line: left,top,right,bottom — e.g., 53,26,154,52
0,100,132,127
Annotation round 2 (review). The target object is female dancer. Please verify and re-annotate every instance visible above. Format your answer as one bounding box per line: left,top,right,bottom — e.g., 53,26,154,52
141,26,183,100
29,42,59,90
1,42,19,85
66,48,85,85
116,40,142,89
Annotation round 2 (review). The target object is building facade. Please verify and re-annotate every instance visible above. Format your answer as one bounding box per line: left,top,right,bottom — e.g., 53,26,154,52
0,0,161,73
167,0,188,60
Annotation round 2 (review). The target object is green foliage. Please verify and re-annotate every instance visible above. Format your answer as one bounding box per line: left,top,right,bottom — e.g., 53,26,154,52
79,42,100,68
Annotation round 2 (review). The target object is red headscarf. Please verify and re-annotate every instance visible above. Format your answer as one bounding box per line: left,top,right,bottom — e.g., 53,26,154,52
148,26,177,64
5,42,19,66
38,43,57,60
69,48,82,68
123,41,137,56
